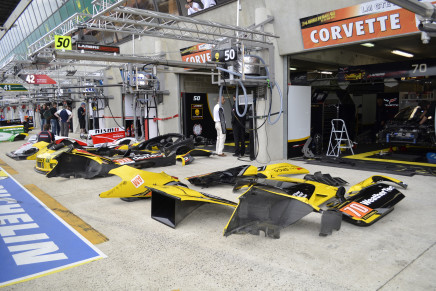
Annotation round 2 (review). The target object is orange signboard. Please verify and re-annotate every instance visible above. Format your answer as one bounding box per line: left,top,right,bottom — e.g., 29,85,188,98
180,43,214,64
300,0,436,49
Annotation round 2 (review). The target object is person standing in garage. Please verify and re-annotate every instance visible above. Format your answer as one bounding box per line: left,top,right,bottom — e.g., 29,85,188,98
78,102,87,138
214,96,226,157
54,105,72,137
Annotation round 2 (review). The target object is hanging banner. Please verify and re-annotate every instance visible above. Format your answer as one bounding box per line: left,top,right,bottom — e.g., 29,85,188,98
77,43,120,54
0,168,106,287
20,75,56,85
0,84,27,92
300,0,436,49
180,43,215,64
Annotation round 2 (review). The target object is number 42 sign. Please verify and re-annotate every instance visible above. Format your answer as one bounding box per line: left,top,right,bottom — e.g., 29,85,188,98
54,35,72,50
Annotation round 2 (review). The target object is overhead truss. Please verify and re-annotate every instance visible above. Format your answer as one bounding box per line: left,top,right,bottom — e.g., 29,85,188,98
28,0,277,57
87,6,277,46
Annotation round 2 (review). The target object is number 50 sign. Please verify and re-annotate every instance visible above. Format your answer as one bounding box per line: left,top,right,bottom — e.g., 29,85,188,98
54,35,72,50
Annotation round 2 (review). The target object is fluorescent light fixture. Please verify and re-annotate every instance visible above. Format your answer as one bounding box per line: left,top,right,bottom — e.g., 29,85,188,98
391,50,414,58
289,67,297,70
320,71,333,75
361,42,375,47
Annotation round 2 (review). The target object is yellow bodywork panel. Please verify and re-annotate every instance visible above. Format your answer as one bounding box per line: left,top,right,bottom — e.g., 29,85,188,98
26,141,50,160
100,165,180,198
347,175,407,194
257,163,310,178
35,146,71,173
234,176,338,207
147,185,237,208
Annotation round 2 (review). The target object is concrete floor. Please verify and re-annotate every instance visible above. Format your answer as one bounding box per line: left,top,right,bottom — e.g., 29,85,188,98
1,134,436,290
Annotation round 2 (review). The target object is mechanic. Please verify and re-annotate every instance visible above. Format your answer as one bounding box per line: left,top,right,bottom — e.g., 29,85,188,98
49,102,59,136
419,101,436,125
78,102,86,138
214,96,226,157
37,123,54,143
231,96,246,157
54,105,72,137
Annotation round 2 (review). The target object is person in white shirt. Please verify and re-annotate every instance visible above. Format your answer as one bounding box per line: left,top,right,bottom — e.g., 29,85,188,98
201,0,216,9
213,96,226,156
185,0,201,15
54,105,72,137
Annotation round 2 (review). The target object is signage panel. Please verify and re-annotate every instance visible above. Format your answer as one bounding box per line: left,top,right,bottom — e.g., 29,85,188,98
180,43,214,64
20,75,56,85
0,168,105,287
54,35,72,50
0,84,27,92
300,0,436,49
77,43,120,54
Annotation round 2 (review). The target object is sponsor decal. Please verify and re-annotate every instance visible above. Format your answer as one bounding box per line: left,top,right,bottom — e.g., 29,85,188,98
89,127,124,135
131,175,144,188
113,158,134,165
193,124,203,136
131,153,164,161
191,104,203,120
340,201,373,218
291,191,307,198
360,186,394,206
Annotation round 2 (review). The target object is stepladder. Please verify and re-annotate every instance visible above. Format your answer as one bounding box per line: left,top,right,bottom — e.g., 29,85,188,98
326,119,354,157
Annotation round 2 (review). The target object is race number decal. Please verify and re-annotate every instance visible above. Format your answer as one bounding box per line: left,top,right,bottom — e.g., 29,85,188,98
340,202,373,218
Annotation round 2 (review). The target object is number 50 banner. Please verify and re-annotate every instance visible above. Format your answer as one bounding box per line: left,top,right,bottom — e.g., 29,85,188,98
54,35,72,50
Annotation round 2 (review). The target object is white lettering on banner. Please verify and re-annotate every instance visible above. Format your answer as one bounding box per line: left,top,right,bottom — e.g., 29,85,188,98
1,213,33,224
185,52,212,64
78,44,99,50
360,186,395,206
4,233,49,244
89,127,124,136
9,242,68,265
309,13,401,44
0,183,67,265
0,204,25,214
0,223,40,236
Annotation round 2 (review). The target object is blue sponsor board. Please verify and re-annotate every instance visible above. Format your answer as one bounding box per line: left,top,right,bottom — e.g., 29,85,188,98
0,168,106,287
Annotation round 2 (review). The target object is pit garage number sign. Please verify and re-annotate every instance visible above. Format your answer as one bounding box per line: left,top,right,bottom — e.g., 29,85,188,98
54,35,72,50
0,84,27,92
19,75,57,85
211,48,238,62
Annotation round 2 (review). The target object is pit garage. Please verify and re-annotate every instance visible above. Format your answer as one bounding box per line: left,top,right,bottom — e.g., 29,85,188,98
286,0,436,175
1,0,436,289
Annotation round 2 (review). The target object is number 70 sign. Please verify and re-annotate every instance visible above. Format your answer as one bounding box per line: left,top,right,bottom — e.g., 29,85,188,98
54,35,72,50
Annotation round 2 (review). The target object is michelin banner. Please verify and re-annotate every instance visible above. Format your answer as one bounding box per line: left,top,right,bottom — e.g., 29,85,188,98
0,168,106,287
